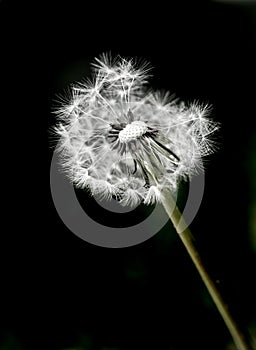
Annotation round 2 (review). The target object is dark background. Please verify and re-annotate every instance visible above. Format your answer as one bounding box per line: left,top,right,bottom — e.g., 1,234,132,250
1,1,256,349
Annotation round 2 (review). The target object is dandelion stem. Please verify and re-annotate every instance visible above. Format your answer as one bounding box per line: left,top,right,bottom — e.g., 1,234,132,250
161,189,254,350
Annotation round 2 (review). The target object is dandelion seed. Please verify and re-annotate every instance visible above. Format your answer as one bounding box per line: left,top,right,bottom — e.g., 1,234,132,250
54,54,219,206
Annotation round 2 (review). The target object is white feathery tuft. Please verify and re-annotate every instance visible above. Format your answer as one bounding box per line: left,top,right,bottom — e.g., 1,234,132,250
53,54,219,206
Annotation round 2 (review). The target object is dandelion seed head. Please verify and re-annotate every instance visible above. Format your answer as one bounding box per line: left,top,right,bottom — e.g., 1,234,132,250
53,54,219,206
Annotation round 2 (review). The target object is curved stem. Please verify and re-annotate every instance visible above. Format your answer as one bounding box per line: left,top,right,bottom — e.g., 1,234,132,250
161,189,254,350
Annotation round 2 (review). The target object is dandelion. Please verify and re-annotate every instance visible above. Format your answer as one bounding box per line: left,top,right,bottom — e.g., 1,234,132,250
52,54,253,350
54,54,217,206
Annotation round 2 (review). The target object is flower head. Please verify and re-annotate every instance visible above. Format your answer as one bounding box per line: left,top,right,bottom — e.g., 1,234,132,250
54,54,218,206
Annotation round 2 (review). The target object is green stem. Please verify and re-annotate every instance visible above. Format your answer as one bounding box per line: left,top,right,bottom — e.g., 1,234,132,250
161,189,254,350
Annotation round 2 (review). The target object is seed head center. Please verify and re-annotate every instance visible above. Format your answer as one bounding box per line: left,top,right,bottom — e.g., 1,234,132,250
118,121,148,143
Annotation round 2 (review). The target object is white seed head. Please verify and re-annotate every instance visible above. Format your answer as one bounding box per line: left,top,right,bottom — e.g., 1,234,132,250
53,54,219,206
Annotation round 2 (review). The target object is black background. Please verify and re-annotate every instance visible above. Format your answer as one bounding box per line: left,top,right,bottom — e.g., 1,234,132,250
1,1,256,349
